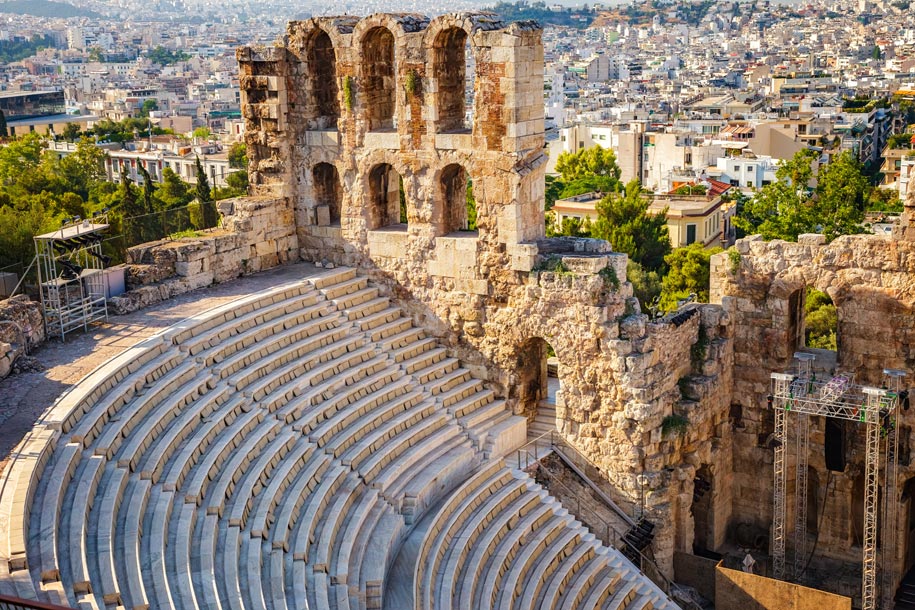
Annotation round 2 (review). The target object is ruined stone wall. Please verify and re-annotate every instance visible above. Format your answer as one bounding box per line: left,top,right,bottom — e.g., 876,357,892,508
235,12,733,575
110,196,297,314
0,296,44,380
711,233,915,591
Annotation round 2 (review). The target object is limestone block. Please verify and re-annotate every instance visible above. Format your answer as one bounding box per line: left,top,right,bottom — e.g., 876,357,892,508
304,130,340,148
561,255,610,275
796,233,826,246
363,131,399,150
315,205,331,227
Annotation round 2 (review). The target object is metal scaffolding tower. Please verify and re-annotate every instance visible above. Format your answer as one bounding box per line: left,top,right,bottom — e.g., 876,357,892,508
34,217,110,340
770,355,904,610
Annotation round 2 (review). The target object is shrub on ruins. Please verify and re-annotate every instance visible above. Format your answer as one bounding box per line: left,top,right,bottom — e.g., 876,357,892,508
734,149,866,242
657,243,722,313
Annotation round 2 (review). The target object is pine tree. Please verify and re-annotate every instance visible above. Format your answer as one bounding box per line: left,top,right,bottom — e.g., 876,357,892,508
118,167,146,247
193,156,218,229
137,164,162,241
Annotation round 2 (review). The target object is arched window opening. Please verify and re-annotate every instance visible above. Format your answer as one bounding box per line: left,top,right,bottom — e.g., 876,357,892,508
515,338,559,435
368,163,405,230
803,287,837,352
307,30,339,128
362,27,396,132
440,164,476,234
433,27,473,133
313,163,341,225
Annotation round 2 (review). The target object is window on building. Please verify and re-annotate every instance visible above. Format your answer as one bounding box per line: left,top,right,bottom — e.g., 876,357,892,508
686,224,697,245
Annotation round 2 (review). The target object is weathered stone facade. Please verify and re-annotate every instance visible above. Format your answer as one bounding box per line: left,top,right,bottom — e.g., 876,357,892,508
711,232,915,598
0,296,43,379
233,12,733,575
109,195,297,314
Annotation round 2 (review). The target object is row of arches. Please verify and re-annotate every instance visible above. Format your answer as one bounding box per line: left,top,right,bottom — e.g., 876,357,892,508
302,24,474,133
311,162,475,233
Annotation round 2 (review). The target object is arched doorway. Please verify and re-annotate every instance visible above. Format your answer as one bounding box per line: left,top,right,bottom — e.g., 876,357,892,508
433,27,474,133
361,27,396,131
313,163,341,224
692,464,715,556
515,337,559,438
368,163,405,230
439,164,475,234
306,30,338,128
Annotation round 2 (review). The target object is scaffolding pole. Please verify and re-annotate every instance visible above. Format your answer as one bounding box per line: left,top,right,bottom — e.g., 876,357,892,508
772,373,791,582
862,388,883,610
793,353,815,581
882,369,906,610
770,364,901,610
794,412,809,580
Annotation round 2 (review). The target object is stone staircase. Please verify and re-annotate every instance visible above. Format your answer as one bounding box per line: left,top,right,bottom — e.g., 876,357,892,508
0,266,677,610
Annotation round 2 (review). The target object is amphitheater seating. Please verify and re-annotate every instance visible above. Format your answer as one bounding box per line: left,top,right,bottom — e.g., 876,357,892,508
0,265,676,610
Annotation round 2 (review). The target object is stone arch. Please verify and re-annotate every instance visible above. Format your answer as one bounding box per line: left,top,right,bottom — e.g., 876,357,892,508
438,163,475,234
360,26,397,131
368,163,405,230
515,337,560,430
313,162,342,224
691,464,715,555
431,26,473,133
305,29,339,128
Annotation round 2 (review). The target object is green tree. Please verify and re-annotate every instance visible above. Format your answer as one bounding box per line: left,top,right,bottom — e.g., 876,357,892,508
814,150,867,241
190,157,217,229
873,45,881,60
627,260,663,315
192,126,212,140
117,167,146,246
61,122,81,141
555,145,622,184
805,287,837,350
137,164,163,240
658,244,722,312
228,142,248,169
591,180,671,272
734,149,818,241
0,110,7,138
139,99,158,118
88,46,103,61
466,179,477,231
545,174,564,211
155,168,191,208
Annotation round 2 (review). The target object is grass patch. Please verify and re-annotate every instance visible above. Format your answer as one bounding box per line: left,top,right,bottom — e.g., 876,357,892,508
662,414,689,437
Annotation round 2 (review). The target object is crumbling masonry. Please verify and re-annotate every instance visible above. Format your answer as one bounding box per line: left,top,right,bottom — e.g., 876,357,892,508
18,11,912,600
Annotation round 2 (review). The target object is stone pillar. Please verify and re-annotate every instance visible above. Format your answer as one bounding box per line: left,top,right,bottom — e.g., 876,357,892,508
237,45,292,200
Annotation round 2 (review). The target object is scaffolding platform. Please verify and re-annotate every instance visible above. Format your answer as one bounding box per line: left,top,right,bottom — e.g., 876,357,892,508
35,220,110,341
769,353,905,610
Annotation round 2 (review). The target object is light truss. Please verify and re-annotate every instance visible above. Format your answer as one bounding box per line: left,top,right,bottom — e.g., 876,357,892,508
770,356,904,610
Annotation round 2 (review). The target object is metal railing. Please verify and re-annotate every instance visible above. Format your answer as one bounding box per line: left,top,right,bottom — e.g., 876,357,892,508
513,430,682,601
532,456,677,598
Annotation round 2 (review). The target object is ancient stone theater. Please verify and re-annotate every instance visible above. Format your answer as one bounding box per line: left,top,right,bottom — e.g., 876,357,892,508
2,9,915,610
